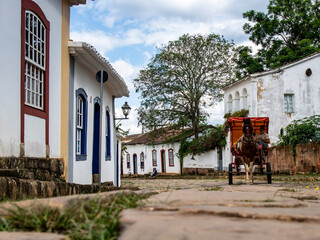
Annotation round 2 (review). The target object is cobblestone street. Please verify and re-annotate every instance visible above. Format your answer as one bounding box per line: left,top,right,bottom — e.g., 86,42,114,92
119,178,320,240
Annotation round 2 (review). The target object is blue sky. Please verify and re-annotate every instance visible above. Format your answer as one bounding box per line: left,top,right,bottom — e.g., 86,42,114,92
70,0,269,134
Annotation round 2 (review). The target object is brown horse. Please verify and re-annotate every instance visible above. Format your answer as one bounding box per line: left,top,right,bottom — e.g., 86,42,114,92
233,118,259,184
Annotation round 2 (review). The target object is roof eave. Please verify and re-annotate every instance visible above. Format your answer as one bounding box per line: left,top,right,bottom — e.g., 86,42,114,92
68,41,130,98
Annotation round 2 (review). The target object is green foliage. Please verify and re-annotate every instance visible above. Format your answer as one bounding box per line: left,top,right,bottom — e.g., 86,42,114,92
240,0,320,73
234,46,264,79
223,109,249,134
177,125,227,163
0,193,147,239
134,33,238,138
277,115,320,159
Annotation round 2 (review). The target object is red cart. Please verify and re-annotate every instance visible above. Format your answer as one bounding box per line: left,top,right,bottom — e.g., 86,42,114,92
228,117,272,185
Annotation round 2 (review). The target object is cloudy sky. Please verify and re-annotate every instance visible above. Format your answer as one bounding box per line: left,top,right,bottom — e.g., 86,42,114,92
70,0,269,134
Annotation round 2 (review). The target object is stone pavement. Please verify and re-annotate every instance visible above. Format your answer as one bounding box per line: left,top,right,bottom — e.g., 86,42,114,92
0,179,319,240
119,179,320,240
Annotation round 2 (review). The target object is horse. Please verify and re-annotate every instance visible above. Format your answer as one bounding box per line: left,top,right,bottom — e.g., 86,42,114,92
233,118,259,184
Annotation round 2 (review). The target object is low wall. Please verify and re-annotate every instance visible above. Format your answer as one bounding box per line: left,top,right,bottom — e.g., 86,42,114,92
0,177,116,201
268,143,320,173
183,168,215,176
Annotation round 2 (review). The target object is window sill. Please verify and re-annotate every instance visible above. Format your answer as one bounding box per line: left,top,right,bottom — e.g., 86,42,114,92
76,155,87,161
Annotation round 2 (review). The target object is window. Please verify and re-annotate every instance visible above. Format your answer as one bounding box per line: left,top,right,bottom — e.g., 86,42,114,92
75,88,87,160
168,149,174,166
140,152,145,170
126,154,130,169
24,11,46,109
228,94,233,112
105,107,111,161
284,94,294,113
21,0,50,144
242,88,248,109
152,150,157,166
235,91,240,111
76,96,83,155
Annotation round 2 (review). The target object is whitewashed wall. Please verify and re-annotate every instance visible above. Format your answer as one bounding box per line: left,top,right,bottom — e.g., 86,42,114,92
183,148,227,170
123,142,181,175
71,60,117,184
223,54,320,152
0,0,62,157
256,56,320,143
0,1,22,157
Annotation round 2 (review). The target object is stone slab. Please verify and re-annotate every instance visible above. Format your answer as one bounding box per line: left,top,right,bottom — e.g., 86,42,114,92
119,179,320,240
0,232,66,240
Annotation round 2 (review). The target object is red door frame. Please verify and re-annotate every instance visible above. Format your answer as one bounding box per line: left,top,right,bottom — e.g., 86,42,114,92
160,150,166,173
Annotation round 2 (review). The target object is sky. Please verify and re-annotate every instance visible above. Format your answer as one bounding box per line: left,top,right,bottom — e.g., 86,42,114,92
70,0,269,134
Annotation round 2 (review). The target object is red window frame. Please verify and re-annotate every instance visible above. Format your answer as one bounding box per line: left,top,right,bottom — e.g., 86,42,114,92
152,149,157,166
168,148,174,167
21,0,50,144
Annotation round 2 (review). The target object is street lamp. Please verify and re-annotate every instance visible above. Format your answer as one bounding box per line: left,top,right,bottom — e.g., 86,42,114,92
115,102,131,120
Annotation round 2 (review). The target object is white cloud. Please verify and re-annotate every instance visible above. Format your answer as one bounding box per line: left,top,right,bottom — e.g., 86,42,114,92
111,59,141,91
207,101,225,126
70,30,118,54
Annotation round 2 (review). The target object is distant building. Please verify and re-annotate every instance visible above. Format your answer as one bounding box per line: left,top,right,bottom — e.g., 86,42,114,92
122,128,181,175
122,127,228,175
223,52,320,164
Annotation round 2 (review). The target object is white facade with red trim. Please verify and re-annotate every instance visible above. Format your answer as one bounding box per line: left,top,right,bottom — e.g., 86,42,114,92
0,0,66,158
123,142,181,175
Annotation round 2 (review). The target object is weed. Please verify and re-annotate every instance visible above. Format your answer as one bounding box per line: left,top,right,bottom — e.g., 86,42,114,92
204,186,222,191
0,193,147,239
283,188,295,192
264,198,275,202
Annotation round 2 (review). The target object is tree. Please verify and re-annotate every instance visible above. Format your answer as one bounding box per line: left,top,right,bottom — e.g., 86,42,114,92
242,0,320,69
234,46,264,79
134,34,238,139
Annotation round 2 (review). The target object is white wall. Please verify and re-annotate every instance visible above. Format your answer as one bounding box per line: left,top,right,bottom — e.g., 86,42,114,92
71,60,118,184
0,0,62,157
224,78,252,114
183,148,227,170
0,1,21,157
223,54,320,145
257,56,320,143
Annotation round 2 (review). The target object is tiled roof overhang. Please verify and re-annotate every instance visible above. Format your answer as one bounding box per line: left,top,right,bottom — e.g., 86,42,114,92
69,41,130,98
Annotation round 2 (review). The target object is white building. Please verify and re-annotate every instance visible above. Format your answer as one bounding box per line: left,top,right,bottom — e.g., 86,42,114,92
122,127,228,175
223,52,320,164
0,0,129,186
68,41,129,185
122,129,181,175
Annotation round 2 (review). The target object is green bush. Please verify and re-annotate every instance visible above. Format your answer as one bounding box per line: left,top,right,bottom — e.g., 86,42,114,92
178,125,226,161
277,115,320,159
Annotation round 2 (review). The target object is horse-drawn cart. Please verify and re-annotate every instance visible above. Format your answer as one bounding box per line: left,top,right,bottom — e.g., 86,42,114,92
228,117,272,185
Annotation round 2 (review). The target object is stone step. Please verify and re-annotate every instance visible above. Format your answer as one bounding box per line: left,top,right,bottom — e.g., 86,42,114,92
0,169,66,181
0,177,116,201
0,157,64,179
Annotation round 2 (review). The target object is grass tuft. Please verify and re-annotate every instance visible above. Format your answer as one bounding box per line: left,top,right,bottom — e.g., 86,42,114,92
204,186,222,191
0,193,147,239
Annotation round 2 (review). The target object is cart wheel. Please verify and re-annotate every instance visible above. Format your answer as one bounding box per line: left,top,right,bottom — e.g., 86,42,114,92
228,163,233,185
266,162,272,184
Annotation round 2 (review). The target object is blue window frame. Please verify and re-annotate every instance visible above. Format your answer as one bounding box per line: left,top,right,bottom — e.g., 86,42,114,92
75,88,87,161
105,106,111,161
